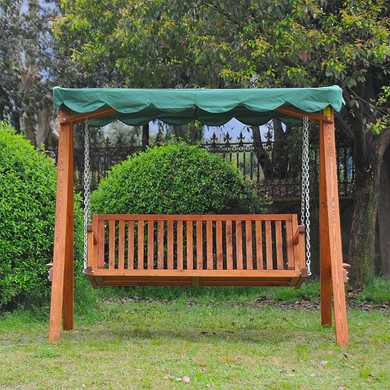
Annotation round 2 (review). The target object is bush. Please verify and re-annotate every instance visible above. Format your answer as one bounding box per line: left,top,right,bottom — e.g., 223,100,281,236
92,142,265,214
0,122,83,309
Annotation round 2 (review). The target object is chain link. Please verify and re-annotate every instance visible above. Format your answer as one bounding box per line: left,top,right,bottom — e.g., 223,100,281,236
83,122,91,273
301,116,311,276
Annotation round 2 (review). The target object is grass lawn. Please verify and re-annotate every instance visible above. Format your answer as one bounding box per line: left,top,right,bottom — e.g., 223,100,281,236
0,283,389,389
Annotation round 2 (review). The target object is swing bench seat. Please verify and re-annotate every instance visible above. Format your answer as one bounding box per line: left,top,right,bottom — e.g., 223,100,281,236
86,214,307,289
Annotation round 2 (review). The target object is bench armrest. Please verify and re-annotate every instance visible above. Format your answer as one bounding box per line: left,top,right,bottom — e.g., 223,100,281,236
293,225,305,245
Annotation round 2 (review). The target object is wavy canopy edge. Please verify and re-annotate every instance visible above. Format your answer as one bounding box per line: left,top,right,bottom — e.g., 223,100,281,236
53,86,344,127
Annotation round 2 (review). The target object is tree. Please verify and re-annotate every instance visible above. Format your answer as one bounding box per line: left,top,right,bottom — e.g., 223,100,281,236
53,0,390,287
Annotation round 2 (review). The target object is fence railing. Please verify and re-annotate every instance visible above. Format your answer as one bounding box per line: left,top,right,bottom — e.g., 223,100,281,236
47,135,354,200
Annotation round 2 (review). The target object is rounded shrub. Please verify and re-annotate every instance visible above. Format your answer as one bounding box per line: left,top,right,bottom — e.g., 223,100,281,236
92,142,264,214
0,122,83,309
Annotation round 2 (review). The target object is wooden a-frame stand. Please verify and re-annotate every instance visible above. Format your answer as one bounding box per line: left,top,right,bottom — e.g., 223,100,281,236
48,105,348,347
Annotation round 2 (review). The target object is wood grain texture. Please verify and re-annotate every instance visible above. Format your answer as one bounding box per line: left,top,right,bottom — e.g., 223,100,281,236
49,107,73,341
320,119,332,327
118,220,125,270
322,114,348,347
265,221,273,270
127,221,135,270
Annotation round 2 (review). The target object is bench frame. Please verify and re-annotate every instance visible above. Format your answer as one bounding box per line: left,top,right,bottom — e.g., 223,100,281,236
85,214,307,289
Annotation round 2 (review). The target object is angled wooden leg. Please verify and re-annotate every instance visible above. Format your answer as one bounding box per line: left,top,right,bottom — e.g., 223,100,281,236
321,111,348,347
49,107,74,341
320,120,332,327
62,122,74,331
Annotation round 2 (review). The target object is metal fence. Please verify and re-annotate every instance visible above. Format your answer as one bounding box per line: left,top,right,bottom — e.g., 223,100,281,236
47,133,354,200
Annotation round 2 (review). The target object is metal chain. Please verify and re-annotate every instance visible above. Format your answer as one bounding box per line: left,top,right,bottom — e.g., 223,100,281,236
301,116,312,276
83,122,91,273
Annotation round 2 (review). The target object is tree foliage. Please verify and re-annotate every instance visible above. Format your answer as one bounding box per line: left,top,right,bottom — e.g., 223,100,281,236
0,122,57,308
54,0,390,286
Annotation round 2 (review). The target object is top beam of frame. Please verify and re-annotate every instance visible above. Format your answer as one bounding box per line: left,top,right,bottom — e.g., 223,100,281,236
59,104,334,126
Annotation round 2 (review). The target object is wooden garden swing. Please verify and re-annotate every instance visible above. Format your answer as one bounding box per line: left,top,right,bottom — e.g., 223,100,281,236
49,86,349,347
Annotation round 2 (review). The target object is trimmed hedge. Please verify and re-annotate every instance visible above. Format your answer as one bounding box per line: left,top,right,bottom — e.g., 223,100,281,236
92,142,265,215
0,122,83,309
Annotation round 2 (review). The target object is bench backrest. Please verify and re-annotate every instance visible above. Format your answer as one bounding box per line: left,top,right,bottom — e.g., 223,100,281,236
88,214,306,273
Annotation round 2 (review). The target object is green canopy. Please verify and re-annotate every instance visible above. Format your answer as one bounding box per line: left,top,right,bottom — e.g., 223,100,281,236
53,86,344,127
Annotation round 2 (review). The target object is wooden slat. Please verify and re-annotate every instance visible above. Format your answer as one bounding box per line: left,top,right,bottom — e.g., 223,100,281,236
216,221,223,270
206,220,213,269
98,220,105,269
226,221,233,270
147,221,154,270
246,221,253,270
291,215,300,271
90,269,302,278
157,220,164,269
275,220,283,270
127,221,135,270
196,221,203,270
186,221,193,269
118,220,125,270
255,221,263,270
137,221,144,270
236,221,243,270
177,220,183,270
109,221,116,270
265,221,273,270
95,214,296,222
285,220,294,270
167,220,174,270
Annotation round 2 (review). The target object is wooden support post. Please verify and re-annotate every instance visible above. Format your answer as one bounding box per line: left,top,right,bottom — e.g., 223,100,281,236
319,109,348,347
320,118,332,327
49,106,74,341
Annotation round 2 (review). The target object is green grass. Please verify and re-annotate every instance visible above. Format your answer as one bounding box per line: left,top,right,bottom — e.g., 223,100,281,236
1,279,389,389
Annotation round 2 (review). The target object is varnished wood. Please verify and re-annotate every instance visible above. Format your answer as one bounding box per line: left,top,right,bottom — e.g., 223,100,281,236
109,221,115,269
320,119,332,327
285,220,294,270
246,221,253,270
206,220,213,269
255,221,263,270
275,221,283,270
49,106,74,341
62,110,74,332
177,220,183,270
167,220,174,270
138,221,144,270
216,221,223,270
236,221,243,270
196,221,203,270
118,221,125,270
147,221,154,270
226,221,233,269
187,221,193,269
321,112,348,347
265,221,273,270
157,220,164,269
128,221,134,270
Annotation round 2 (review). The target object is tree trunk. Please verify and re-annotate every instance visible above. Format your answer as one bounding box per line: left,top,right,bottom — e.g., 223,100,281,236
142,124,149,150
378,146,390,276
251,125,273,179
348,162,380,287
